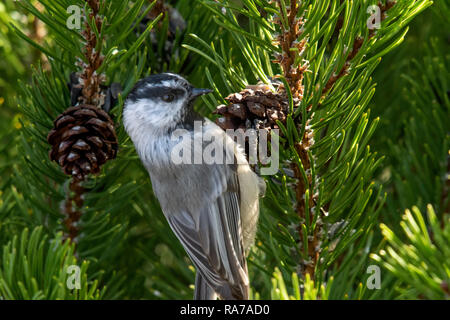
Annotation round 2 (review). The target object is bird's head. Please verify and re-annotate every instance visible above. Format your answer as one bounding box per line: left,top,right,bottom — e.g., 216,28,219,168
124,73,212,136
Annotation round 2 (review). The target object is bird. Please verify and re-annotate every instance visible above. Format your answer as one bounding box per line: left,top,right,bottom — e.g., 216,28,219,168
123,73,265,300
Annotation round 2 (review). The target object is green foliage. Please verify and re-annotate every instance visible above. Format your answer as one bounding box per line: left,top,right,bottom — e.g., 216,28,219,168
2,0,177,300
0,0,447,300
0,0,36,104
1,0,228,300
432,0,450,27
0,0,32,254
367,4,449,300
370,20,449,224
371,205,450,299
386,38,449,216
186,0,431,299
0,227,103,299
268,268,333,300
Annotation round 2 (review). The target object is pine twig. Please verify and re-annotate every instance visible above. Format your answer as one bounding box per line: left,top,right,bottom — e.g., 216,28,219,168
324,1,396,94
63,0,107,242
273,0,308,100
274,0,320,278
64,180,85,241
79,0,106,106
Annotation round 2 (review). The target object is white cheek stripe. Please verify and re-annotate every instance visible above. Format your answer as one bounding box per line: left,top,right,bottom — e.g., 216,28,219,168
123,98,185,148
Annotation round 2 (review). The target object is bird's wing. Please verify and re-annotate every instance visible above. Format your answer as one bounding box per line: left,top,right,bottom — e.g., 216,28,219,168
166,170,249,300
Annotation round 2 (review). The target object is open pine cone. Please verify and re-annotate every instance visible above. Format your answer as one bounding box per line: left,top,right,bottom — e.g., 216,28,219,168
214,81,293,164
47,104,118,181
214,82,289,132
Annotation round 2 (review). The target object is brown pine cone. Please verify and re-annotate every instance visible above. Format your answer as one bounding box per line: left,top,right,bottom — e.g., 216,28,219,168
214,82,289,132
47,104,118,181
214,81,292,164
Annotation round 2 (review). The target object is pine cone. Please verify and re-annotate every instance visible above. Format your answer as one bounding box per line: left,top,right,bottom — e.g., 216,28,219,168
47,104,118,181
214,81,290,132
214,81,293,164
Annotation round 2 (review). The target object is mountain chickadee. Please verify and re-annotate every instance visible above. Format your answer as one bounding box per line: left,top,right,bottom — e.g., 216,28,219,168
123,73,265,300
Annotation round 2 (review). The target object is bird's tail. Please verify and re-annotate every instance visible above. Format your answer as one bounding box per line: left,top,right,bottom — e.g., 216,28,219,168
194,272,249,300
194,273,218,300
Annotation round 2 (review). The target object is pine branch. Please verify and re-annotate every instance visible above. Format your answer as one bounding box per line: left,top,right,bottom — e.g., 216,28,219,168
187,1,433,298
2,0,440,300
270,267,333,300
80,0,106,106
59,0,110,242
272,0,320,277
273,0,307,100
9,0,198,299
371,205,450,299
64,180,85,240
0,227,104,299
324,1,396,95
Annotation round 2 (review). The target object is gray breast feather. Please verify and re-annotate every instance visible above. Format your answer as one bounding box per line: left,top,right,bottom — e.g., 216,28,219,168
148,158,249,299
142,121,257,299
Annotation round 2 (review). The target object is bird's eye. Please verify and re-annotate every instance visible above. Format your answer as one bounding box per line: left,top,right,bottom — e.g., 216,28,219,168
162,94,175,102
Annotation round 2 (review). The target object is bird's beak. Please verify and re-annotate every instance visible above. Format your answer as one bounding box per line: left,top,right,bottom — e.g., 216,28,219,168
191,88,213,99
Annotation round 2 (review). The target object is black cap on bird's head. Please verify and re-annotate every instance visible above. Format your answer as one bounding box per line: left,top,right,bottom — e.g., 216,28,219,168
126,73,212,105
124,73,212,132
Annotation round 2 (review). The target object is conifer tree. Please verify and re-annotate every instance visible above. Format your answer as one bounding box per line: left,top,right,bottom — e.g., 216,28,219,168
0,0,447,301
